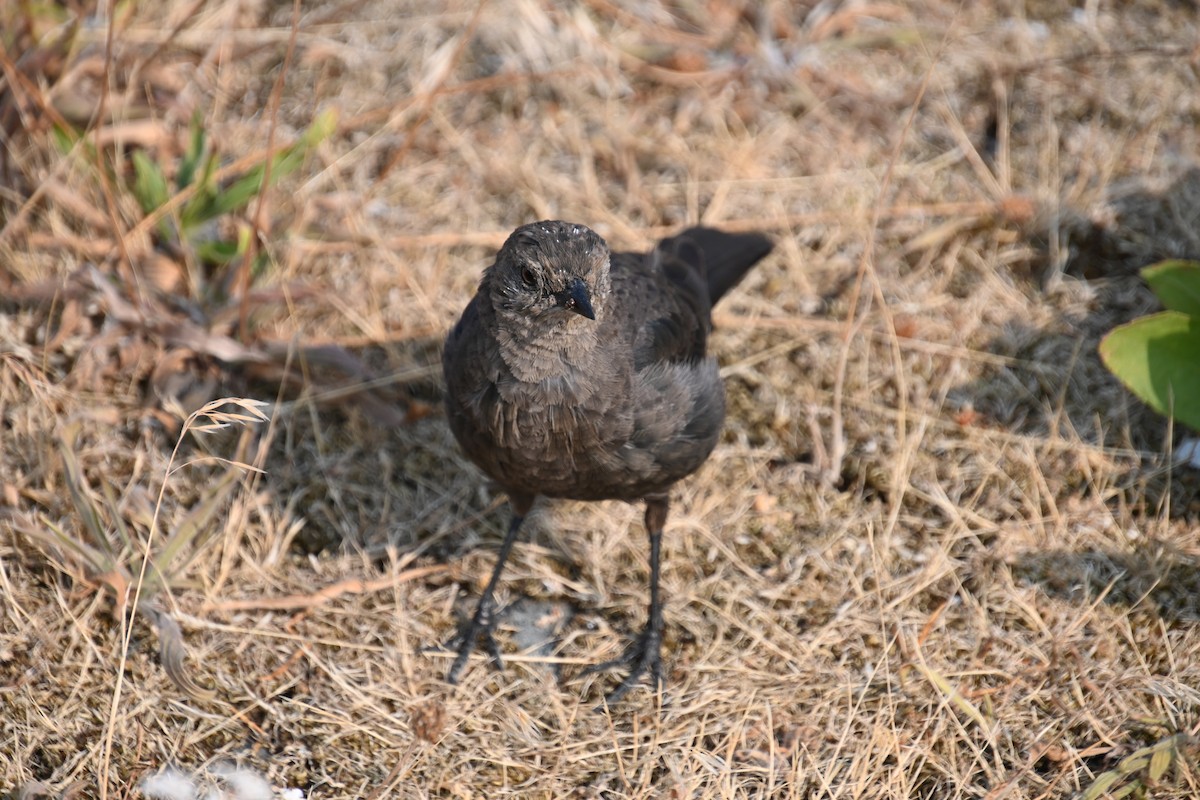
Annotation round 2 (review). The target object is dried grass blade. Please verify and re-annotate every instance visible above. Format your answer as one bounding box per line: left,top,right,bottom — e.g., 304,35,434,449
201,565,446,613
915,662,991,730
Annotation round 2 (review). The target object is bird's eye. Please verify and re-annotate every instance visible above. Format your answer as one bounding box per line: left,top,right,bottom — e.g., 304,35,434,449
520,266,537,287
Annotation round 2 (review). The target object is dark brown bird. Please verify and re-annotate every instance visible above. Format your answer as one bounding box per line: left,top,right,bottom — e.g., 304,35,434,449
441,220,773,703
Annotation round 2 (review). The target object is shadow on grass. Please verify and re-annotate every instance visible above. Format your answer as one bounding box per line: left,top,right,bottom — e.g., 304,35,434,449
252,331,471,555
1012,546,1200,623
1064,166,1200,282
948,168,1200,520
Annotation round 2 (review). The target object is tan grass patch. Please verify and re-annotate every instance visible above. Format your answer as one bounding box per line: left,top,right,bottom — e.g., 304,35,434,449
3,1,1200,798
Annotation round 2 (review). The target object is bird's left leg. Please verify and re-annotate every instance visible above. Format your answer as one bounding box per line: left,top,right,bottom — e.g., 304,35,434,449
586,494,668,705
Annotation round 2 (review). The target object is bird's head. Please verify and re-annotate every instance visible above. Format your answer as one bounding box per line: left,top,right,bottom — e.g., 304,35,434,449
487,221,610,325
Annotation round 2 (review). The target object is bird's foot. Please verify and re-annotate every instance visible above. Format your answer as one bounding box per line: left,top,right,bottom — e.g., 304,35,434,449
584,624,664,707
441,600,505,685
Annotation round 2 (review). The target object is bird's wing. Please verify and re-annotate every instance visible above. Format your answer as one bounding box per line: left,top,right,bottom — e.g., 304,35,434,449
611,227,774,370
663,226,774,304
610,241,713,370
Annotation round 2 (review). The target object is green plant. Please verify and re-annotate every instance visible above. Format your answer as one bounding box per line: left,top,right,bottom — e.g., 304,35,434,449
1080,733,1198,800
1099,260,1200,431
129,108,337,300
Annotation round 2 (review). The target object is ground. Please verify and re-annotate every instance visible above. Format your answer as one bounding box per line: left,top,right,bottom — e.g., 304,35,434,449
3,1,1200,798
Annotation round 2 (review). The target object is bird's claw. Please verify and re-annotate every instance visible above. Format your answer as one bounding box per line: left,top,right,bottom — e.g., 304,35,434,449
443,605,505,685
585,625,664,707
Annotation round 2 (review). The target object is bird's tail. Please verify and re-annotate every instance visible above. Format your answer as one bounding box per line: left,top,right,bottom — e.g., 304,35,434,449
657,226,774,304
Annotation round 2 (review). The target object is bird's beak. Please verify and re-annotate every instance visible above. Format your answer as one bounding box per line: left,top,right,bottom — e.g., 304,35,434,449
557,278,596,320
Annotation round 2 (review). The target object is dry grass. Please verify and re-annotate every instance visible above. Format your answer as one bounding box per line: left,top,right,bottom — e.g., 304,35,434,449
3,1,1200,798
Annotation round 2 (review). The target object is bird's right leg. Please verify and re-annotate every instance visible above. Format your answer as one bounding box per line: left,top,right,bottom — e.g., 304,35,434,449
445,497,531,684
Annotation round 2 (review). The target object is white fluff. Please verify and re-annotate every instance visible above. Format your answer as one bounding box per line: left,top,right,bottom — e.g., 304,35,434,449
215,767,274,800
139,768,197,800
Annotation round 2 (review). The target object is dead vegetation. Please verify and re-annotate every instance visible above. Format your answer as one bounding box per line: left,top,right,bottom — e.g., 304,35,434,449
2,1,1200,798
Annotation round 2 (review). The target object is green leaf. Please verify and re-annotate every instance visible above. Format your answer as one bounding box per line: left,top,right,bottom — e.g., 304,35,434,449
177,112,207,190
57,423,110,553
302,107,338,146
131,151,170,215
209,163,274,218
208,143,307,219
1081,770,1120,800
1148,742,1173,781
1100,311,1200,431
195,239,242,265
1108,782,1138,800
19,516,112,574
1115,747,1152,775
248,250,271,283
178,111,335,230
51,123,79,153
158,468,239,575
1142,260,1200,318
179,150,222,231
